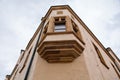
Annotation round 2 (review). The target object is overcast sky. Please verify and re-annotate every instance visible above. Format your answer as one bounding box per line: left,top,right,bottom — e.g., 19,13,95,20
0,0,120,79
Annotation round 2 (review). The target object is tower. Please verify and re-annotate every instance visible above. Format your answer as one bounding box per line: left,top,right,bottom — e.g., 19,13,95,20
6,5,120,80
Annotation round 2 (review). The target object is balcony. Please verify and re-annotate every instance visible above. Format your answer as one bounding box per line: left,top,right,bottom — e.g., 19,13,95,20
37,32,85,63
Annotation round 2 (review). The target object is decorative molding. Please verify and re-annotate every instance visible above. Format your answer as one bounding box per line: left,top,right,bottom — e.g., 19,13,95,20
38,40,84,63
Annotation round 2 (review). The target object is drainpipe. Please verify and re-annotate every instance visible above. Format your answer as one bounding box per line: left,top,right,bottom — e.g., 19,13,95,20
24,17,45,80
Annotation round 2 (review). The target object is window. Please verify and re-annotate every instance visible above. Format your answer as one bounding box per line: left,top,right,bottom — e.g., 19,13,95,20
93,43,109,69
41,22,49,40
19,47,32,73
19,50,25,63
72,22,78,33
54,23,66,32
54,17,66,32
43,22,49,34
71,20,82,41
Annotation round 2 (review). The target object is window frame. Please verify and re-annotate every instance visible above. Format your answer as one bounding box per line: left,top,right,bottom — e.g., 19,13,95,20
71,20,83,41
54,16,66,32
93,43,109,69
19,47,32,73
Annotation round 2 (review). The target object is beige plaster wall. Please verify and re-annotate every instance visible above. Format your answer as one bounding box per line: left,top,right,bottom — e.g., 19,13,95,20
71,10,120,80
32,53,90,80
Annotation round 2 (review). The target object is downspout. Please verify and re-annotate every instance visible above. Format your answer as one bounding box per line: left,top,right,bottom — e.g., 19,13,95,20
24,17,46,80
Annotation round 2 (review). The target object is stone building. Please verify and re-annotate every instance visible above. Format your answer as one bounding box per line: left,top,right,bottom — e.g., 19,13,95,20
6,5,120,80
